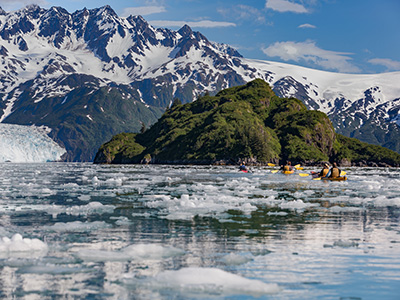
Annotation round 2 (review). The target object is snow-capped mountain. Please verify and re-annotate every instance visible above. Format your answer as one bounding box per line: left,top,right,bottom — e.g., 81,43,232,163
0,4,399,161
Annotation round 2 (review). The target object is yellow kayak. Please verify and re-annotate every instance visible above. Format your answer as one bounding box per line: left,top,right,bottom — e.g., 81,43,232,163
282,170,295,174
321,176,347,181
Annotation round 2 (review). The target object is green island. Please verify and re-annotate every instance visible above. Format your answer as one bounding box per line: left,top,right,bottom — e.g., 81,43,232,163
94,79,400,167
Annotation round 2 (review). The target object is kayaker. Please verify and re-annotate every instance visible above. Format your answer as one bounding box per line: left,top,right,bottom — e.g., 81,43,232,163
318,163,330,178
328,162,341,178
281,161,293,172
239,161,248,172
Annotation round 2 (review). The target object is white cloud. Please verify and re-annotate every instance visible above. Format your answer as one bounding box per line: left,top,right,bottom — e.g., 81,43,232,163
265,0,309,13
298,23,316,29
262,41,361,73
368,58,400,71
149,20,236,28
0,0,47,11
122,6,166,17
218,5,266,24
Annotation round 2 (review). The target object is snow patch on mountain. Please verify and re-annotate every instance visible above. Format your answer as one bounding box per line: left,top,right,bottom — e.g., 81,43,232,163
241,58,400,118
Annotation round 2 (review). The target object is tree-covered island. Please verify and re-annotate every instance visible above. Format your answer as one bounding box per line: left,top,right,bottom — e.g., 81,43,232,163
94,79,400,167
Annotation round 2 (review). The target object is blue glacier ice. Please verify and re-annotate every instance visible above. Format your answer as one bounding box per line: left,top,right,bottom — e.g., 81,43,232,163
0,123,66,162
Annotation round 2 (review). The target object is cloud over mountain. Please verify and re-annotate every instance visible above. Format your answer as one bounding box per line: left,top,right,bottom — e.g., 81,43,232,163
262,41,361,73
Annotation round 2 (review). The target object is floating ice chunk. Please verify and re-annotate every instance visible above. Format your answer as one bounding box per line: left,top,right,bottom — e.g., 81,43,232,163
239,202,258,214
279,199,319,211
65,202,115,215
76,243,185,262
46,221,111,232
221,253,253,266
372,195,400,207
0,234,48,259
123,267,280,296
113,216,132,225
123,244,185,260
78,195,91,202
0,202,115,217
92,176,99,185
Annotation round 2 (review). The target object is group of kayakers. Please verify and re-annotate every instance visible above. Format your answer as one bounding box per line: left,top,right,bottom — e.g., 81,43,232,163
239,161,344,179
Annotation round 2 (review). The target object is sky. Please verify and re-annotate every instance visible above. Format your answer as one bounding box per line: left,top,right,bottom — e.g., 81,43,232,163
1,0,399,74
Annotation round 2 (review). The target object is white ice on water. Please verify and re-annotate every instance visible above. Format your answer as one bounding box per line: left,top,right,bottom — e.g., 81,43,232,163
123,267,280,296
0,164,399,299
76,243,185,262
0,234,48,259
0,123,66,162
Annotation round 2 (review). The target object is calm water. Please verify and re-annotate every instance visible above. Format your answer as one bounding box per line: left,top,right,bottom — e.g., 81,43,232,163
0,163,399,299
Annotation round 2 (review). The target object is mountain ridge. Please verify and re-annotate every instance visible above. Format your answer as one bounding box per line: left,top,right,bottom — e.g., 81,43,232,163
0,4,399,160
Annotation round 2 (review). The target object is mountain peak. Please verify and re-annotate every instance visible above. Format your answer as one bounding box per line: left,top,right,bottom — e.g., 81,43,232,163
178,24,193,37
126,15,150,29
21,4,42,14
0,7,6,15
95,5,118,18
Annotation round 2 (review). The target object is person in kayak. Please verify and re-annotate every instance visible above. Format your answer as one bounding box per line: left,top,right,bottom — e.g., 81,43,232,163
239,161,248,172
318,163,330,178
328,162,341,178
281,161,294,172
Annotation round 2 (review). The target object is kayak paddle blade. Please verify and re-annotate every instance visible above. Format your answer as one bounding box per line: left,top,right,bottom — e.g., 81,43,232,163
299,173,309,177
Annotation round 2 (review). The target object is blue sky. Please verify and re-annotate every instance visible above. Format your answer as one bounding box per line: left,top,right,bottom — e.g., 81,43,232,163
1,0,399,74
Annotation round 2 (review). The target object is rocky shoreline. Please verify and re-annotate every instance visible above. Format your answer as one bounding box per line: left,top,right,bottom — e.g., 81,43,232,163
100,156,399,168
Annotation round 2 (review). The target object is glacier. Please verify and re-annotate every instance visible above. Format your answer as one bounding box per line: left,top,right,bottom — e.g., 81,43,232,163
0,124,66,162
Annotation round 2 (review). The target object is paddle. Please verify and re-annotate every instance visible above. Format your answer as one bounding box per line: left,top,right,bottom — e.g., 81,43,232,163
271,163,302,174
299,173,310,177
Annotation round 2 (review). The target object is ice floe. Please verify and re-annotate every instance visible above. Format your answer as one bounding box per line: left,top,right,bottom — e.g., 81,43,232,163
0,234,48,259
122,267,281,297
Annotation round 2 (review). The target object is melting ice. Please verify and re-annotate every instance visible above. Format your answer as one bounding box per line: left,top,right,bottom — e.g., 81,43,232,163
0,123,65,162
0,163,399,299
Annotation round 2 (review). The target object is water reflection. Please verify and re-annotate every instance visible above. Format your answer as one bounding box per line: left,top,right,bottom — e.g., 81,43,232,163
0,164,399,299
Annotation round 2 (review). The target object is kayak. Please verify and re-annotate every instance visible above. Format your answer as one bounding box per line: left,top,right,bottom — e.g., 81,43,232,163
240,169,248,173
322,176,347,181
282,170,294,174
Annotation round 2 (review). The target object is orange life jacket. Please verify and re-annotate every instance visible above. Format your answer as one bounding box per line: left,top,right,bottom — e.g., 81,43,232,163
284,165,292,171
320,168,329,177
330,167,340,178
